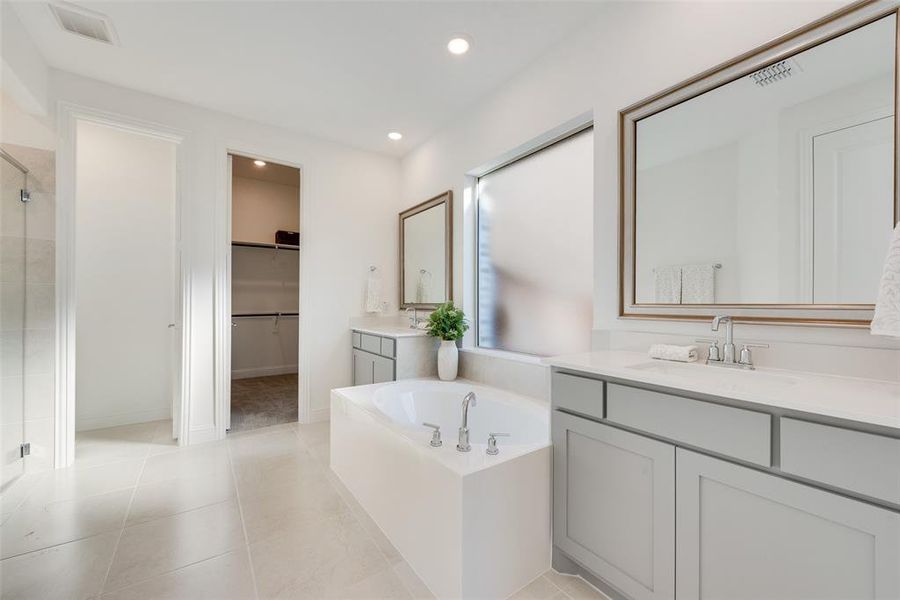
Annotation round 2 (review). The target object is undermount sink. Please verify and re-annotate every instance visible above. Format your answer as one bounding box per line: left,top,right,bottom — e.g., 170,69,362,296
626,360,798,394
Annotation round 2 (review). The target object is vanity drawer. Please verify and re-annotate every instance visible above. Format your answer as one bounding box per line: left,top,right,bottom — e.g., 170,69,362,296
781,418,900,505
360,333,382,354
352,331,362,349
606,384,771,466
552,372,604,420
380,337,396,358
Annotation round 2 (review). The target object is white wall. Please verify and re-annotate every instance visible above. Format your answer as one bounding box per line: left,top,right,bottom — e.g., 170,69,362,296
400,0,900,383
232,175,299,245
75,120,176,431
0,1,48,116
50,69,400,439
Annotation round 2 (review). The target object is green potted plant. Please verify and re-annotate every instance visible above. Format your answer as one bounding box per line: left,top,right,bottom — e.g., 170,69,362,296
426,302,469,381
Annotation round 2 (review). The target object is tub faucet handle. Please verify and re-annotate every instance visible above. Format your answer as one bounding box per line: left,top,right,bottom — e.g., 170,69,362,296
486,432,509,456
422,422,442,447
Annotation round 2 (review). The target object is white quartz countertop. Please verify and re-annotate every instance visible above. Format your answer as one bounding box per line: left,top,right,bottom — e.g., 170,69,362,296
545,351,900,432
352,324,430,338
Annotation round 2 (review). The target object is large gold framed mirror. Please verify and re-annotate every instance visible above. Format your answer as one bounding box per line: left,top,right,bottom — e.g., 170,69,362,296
399,191,452,309
620,0,900,326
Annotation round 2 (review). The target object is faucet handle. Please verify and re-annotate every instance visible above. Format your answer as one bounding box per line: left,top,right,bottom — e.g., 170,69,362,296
738,343,769,367
486,432,509,456
697,338,721,362
422,422,442,447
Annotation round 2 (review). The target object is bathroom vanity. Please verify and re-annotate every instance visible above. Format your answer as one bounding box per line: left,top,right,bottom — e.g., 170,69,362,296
351,325,437,385
548,351,900,600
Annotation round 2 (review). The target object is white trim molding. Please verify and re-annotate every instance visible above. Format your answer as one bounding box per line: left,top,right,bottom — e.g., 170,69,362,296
54,101,190,467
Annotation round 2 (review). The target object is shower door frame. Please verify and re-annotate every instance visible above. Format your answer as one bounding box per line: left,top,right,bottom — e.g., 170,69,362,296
55,103,190,467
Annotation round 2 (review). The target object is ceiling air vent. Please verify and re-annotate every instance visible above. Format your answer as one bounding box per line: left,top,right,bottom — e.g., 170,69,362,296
49,2,119,45
749,58,801,88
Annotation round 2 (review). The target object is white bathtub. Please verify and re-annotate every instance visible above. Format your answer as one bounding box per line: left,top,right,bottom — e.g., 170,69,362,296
330,379,551,599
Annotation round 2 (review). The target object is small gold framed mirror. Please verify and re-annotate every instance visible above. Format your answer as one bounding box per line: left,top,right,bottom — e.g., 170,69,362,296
399,191,452,309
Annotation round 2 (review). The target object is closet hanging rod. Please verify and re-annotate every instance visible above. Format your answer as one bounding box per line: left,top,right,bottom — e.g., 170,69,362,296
232,241,300,251
232,312,299,318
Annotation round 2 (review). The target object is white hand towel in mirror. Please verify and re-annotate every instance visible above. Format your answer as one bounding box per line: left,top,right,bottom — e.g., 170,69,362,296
654,266,681,303
871,223,900,337
682,264,715,304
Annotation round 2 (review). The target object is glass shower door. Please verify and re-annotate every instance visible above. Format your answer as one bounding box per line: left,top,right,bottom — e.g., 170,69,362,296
1,150,29,489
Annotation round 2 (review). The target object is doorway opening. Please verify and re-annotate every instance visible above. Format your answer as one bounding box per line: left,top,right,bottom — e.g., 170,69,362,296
228,154,301,433
71,119,182,453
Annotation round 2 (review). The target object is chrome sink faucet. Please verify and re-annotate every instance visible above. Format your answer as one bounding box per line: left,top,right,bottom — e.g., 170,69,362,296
711,315,736,364
706,315,768,370
457,392,477,452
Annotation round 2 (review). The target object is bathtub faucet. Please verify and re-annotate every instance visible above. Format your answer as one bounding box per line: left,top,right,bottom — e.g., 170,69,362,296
457,392,477,452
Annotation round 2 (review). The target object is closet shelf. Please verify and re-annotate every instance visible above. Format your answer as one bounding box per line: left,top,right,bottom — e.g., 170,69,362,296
232,241,299,252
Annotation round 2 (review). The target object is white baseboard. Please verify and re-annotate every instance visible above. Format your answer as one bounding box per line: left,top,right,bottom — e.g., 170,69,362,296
75,407,171,432
231,365,299,380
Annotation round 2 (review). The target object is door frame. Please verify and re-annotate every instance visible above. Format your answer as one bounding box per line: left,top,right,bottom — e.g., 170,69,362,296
55,102,190,467
214,143,311,438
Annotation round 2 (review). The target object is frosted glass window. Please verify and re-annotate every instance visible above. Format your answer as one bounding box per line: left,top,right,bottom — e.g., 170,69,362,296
476,127,593,356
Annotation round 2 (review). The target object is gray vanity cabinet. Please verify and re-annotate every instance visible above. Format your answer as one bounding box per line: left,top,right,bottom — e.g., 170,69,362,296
552,411,675,600
676,449,900,600
352,349,375,386
352,348,395,385
351,330,437,385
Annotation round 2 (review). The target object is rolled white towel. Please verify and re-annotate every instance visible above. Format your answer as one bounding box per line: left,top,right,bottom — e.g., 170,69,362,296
648,344,698,363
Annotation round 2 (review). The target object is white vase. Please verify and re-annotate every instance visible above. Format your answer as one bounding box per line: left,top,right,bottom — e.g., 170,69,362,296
438,340,459,381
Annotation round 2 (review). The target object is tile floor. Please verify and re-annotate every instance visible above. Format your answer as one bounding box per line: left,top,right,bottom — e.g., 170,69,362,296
230,374,299,433
0,419,609,600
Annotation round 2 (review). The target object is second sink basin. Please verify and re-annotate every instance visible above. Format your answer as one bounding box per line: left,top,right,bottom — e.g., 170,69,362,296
626,360,798,394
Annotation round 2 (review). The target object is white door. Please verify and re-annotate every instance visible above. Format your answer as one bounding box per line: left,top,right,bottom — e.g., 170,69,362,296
813,116,894,303
676,448,900,600
75,121,178,431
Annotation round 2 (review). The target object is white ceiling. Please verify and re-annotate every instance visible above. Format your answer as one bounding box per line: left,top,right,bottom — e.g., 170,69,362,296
11,1,606,156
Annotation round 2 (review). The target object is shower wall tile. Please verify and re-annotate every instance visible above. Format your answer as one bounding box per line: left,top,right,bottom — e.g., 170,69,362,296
24,417,52,472
0,282,25,331
25,238,54,283
25,284,54,330
1,376,24,424
0,237,25,282
25,375,53,421
0,331,24,377
24,329,54,377
1,143,56,477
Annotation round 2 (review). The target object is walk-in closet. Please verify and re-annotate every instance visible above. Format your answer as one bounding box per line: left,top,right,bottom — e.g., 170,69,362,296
229,155,300,432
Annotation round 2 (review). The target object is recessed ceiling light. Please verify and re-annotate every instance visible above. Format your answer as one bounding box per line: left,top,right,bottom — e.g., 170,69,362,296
447,36,471,55
253,160,267,167
387,132,403,141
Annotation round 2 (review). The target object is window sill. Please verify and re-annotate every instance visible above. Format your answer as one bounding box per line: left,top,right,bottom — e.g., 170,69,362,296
459,346,547,366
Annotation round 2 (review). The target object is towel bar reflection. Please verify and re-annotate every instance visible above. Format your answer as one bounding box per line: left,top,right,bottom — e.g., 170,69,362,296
653,263,721,273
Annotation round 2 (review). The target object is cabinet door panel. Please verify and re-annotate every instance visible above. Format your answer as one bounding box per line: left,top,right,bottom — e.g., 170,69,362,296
553,412,675,600
353,349,374,386
676,449,900,600
372,354,395,384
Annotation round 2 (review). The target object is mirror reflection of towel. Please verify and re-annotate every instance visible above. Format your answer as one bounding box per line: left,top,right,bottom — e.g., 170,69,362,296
654,266,681,303
415,269,432,303
682,264,715,304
